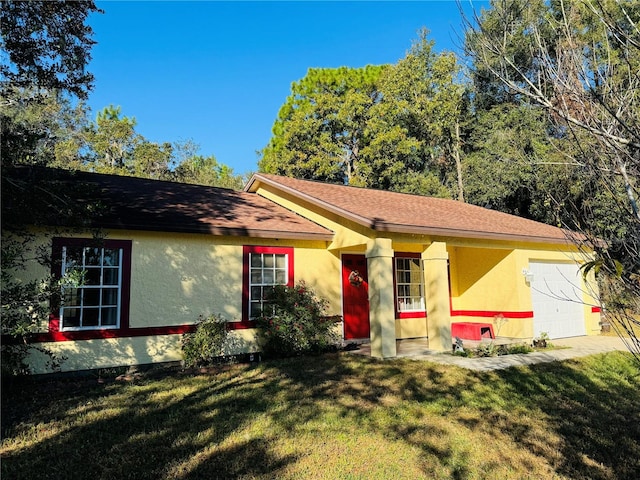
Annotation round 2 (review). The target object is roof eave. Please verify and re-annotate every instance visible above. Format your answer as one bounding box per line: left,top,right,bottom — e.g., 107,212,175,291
374,222,571,245
91,221,334,241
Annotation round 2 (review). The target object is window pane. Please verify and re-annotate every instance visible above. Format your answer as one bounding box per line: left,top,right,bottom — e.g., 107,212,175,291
102,288,119,305
250,286,262,301
101,307,118,326
250,270,262,284
250,302,262,318
83,308,99,326
103,249,120,266
62,308,81,328
251,254,263,267
84,268,101,285
63,289,81,307
65,247,84,268
83,288,100,306
275,255,286,268
263,270,274,284
275,270,286,284
263,254,274,268
103,268,119,286
85,247,102,266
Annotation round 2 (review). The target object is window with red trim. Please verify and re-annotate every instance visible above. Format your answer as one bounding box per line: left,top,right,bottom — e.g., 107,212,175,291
52,238,132,332
394,254,426,318
242,246,293,323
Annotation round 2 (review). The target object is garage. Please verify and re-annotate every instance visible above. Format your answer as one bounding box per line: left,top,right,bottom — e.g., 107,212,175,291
529,261,586,339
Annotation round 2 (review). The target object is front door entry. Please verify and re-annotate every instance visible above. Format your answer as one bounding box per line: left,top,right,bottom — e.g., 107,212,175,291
341,254,370,339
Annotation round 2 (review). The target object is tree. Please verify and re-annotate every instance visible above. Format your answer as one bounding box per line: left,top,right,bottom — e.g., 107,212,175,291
86,105,140,173
464,0,640,361
132,141,173,180
259,65,388,185
1,1,101,170
260,32,469,197
373,29,468,198
173,154,245,190
0,0,102,100
1,0,102,374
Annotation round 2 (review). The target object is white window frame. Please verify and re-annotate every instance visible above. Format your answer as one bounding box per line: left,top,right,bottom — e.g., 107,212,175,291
59,245,124,331
248,251,289,319
395,256,425,314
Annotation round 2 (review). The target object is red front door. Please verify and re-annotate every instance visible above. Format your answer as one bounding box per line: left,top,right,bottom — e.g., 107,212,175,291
342,254,370,339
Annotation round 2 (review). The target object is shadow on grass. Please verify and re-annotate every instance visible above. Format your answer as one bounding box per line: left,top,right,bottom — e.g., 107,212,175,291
2,351,639,479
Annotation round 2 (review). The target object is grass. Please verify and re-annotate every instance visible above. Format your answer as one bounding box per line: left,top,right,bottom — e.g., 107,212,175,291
2,351,639,480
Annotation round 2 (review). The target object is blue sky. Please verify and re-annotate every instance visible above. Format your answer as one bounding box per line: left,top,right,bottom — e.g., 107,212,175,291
87,1,484,175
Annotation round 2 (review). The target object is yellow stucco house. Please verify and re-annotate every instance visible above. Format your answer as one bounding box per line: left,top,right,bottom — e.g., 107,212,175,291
14,169,601,373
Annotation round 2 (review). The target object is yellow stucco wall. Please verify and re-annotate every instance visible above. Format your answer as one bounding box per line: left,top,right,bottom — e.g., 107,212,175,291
448,244,600,339
129,231,243,326
26,329,261,374
19,229,338,373
251,185,371,250
129,231,340,327
395,317,428,338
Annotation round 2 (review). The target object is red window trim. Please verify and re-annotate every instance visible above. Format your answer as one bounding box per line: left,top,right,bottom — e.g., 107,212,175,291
47,238,133,341
393,252,426,319
235,245,294,329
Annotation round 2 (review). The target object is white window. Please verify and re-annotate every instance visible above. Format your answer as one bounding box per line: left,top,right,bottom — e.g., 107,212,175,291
395,257,425,313
248,251,288,318
60,245,123,330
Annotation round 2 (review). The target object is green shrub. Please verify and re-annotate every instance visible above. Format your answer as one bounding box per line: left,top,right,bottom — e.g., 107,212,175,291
256,281,340,358
506,343,534,355
181,314,229,368
475,342,499,357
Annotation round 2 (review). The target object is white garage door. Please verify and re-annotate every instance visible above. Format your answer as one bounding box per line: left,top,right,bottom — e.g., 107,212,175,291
529,261,586,339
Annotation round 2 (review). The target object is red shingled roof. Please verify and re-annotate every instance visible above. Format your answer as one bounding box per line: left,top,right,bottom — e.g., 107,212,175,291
11,168,333,241
246,173,571,244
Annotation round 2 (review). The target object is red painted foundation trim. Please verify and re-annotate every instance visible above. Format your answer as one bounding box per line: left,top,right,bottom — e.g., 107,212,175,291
450,310,534,319
4,320,259,344
591,306,601,313
226,320,256,330
19,324,198,343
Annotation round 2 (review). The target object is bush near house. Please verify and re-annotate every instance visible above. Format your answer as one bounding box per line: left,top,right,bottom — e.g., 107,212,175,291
181,314,229,368
256,281,340,358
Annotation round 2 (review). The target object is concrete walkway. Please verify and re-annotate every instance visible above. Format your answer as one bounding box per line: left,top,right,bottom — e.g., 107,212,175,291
348,336,630,372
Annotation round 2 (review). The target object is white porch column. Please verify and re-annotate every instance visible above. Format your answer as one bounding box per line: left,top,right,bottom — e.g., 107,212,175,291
366,238,396,358
422,242,452,352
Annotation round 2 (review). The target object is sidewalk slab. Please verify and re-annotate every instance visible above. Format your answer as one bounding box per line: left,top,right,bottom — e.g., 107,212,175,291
347,336,630,371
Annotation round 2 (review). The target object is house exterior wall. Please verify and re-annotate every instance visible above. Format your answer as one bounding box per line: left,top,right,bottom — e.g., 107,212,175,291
448,243,601,339
21,230,337,374
15,190,601,372
249,182,602,344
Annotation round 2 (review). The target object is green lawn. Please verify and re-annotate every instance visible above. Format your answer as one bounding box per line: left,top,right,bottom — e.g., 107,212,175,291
2,351,639,480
